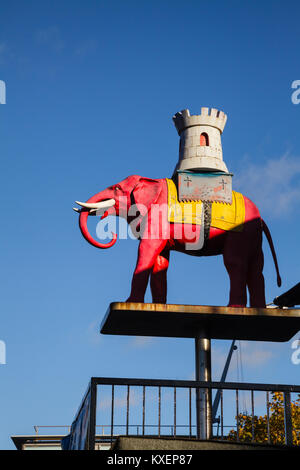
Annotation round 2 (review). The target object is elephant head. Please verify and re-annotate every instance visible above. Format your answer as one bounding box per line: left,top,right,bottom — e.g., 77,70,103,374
74,175,164,249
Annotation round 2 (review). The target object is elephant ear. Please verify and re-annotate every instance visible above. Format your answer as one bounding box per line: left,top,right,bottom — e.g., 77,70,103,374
132,177,163,215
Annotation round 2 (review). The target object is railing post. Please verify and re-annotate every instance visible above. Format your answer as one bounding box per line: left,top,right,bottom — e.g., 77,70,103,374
236,389,239,442
158,386,161,437
111,385,114,446
284,391,293,446
173,387,176,437
266,391,271,444
195,328,212,440
142,386,146,436
220,389,224,439
251,390,255,443
87,379,97,450
126,385,130,435
189,388,192,437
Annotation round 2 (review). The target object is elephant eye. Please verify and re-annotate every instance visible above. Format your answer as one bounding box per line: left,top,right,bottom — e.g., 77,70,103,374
115,186,121,191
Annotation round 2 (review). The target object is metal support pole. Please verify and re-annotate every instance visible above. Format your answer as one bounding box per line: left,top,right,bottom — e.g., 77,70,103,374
195,328,212,440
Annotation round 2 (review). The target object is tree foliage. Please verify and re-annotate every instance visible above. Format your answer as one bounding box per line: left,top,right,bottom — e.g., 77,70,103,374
228,392,300,446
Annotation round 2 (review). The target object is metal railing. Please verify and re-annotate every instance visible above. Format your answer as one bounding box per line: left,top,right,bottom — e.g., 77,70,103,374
34,425,71,435
69,377,300,450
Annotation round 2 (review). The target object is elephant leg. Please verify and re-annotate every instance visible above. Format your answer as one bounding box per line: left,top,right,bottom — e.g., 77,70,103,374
223,234,248,307
247,247,266,308
126,239,168,303
150,249,170,303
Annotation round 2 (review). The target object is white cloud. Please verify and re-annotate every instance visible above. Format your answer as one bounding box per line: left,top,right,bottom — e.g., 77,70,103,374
239,341,274,367
0,42,7,54
98,388,141,410
74,39,97,57
36,26,64,52
234,153,300,217
0,42,9,63
86,320,101,345
128,336,155,348
212,341,274,381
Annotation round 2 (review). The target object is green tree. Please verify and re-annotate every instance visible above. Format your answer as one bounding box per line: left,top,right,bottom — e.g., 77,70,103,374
228,392,300,446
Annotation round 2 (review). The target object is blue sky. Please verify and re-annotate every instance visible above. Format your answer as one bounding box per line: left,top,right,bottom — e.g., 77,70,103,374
1,0,300,449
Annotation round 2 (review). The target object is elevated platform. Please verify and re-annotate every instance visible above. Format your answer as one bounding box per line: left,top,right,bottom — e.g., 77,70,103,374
100,302,300,342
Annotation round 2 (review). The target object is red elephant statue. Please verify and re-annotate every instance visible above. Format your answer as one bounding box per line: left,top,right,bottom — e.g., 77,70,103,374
74,175,281,308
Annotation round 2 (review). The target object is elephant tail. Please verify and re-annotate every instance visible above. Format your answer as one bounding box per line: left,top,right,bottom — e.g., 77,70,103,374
262,219,282,287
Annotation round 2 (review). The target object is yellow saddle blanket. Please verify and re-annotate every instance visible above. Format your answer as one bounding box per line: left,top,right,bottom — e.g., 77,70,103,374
166,178,245,232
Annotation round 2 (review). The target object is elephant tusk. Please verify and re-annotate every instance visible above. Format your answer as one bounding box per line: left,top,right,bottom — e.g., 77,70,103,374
73,207,99,216
75,199,116,210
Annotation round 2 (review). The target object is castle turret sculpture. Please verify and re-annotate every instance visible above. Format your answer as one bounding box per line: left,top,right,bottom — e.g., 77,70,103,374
173,107,228,173
172,107,232,203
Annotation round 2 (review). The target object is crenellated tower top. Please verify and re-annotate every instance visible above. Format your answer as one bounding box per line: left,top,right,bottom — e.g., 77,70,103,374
173,107,227,135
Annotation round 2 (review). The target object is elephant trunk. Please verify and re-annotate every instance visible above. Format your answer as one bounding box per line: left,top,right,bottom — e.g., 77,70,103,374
78,190,117,249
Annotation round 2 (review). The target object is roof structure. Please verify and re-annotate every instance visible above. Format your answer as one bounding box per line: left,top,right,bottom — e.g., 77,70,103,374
273,282,300,308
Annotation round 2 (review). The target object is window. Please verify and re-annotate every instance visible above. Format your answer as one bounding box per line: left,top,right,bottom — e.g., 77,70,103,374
200,132,209,146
